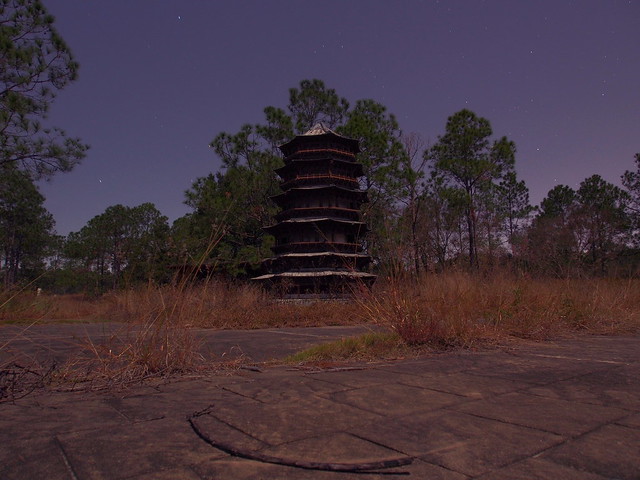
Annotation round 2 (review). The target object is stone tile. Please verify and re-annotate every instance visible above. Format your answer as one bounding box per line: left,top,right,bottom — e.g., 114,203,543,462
103,384,243,421
303,368,404,388
377,354,481,376
524,364,640,410
0,437,71,480
397,371,531,398
358,410,562,477
0,394,129,441
542,424,640,480
516,336,640,364
210,394,384,445
222,374,348,403
452,391,628,436
329,383,465,417
57,417,223,479
464,353,612,385
477,457,610,480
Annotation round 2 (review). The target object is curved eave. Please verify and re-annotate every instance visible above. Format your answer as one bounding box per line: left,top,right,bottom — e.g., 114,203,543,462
268,252,370,259
253,271,376,281
264,217,366,230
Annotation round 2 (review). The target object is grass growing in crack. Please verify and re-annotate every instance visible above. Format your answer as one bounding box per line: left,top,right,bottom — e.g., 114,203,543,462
285,332,408,364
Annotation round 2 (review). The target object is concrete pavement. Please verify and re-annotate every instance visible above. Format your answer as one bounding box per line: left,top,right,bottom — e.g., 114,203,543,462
0,326,639,479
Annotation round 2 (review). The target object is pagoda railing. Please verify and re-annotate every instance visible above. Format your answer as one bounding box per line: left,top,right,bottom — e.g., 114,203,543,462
273,241,362,254
280,173,359,189
287,148,355,161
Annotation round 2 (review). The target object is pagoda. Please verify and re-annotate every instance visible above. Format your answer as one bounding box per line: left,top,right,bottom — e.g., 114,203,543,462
253,123,376,298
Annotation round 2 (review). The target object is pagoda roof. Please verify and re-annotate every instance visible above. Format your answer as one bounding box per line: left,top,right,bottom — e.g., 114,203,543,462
252,271,376,281
279,123,360,157
261,251,371,264
264,217,366,232
271,184,366,201
269,252,370,259
304,123,339,136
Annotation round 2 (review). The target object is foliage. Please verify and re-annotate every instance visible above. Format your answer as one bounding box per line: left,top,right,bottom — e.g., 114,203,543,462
65,203,170,290
622,153,640,246
6,74,638,290
288,78,349,133
526,176,631,276
0,0,87,179
426,109,520,268
574,175,630,273
177,125,281,275
0,166,55,286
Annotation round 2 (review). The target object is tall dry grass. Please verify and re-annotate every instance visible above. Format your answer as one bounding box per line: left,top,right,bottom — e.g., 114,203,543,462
1,280,364,395
3,273,640,395
359,273,640,348
101,280,364,329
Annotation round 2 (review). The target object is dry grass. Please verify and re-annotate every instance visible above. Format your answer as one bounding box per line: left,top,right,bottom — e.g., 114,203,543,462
359,273,640,348
2,273,640,395
0,291,109,323
100,280,364,329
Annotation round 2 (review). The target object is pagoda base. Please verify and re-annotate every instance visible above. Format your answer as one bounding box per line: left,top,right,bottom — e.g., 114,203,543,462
253,270,376,299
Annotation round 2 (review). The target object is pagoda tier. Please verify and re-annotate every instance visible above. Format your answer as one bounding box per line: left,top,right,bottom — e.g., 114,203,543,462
258,252,371,274
253,123,375,298
271,185,368,210
275,158,364,188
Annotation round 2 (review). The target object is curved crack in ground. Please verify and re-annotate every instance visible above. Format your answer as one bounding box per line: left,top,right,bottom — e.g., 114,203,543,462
188,406,413,474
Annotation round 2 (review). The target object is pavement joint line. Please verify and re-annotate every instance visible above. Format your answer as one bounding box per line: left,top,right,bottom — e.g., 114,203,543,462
54,436,80,480
221,385,267,404
614,415,640,428
521,353,629,364
265,330,330,338
456,369,595,387
394,380,472,399
198,407,269,446
439,406,574,437
518,382,640,412
348,430,417,459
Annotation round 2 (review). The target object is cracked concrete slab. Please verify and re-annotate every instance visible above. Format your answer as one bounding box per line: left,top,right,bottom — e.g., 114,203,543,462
451,390,629,436
1,329,638,479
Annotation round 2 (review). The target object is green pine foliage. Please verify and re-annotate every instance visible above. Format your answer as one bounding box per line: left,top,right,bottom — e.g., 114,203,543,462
0,0,88,178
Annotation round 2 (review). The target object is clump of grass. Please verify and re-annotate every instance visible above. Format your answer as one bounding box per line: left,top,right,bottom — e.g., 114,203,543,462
102,280,364,329
285,332,406,364
357,273,640,348
54,317,207,391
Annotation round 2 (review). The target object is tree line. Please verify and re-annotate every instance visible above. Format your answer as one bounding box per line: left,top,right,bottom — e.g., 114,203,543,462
2,3,639,292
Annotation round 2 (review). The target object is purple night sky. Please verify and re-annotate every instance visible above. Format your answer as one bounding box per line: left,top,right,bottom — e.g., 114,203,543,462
39,1,639,235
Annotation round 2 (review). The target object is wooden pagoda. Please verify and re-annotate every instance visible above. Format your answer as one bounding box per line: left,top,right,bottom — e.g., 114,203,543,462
253,123,376,298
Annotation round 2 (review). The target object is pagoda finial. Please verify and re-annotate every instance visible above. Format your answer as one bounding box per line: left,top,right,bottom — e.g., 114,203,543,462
303,123,332,136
